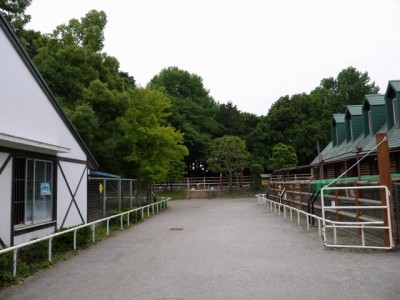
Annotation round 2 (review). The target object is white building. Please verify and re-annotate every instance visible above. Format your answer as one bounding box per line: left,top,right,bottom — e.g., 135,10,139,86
0,14,98,246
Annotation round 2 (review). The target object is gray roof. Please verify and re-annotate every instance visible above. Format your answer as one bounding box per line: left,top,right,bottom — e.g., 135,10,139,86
364,94,385,106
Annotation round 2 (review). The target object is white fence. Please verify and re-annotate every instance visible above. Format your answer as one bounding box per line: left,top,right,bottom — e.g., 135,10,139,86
0,198,170,277
257,186,394,250
153,176,253,191
321,186,393,249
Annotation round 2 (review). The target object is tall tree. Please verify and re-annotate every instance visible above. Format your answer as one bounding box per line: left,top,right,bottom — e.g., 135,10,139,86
118,88,188,183
207,136,249,190
0,0,31,35
29,11,136,174
311,66,379,113
149,67,224,176
265,93,331,166
268,143,298,171
245,116,272,166
216,101,244,136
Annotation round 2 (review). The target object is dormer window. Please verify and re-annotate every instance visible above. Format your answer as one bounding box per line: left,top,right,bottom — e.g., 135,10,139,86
393,98,398,125
336,129,339,145
368,110,373,134
349,119,353,140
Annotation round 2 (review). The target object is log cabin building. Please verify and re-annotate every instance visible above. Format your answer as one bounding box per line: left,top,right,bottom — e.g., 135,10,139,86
311,81,400,180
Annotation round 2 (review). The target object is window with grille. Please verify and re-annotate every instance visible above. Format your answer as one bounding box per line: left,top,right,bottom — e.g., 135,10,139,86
13,157,54,227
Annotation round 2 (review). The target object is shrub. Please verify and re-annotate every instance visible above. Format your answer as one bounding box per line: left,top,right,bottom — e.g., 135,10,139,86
0,252,16,287
53,225,92,253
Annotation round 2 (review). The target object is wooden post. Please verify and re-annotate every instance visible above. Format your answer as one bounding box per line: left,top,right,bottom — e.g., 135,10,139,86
293,183,296,208
376,133,396,247
299,183,303,209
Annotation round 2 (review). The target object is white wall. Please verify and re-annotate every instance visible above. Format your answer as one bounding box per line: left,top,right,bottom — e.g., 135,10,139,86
0,152,12,246
57,162,88,228
0,27,86,162
0,24,93,245
14,227,55,245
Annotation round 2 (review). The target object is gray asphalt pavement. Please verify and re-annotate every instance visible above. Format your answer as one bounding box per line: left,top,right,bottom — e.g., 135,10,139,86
1,198,400,300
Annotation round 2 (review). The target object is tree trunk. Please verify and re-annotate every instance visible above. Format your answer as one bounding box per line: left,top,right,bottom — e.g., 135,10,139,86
228,171,233,191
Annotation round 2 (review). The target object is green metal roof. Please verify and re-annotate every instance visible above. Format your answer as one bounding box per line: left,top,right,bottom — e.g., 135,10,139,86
311,121,399,165
364,94,385,106
388,80,400,93
332,114,345,123
311,82,400,166
345,105,362,116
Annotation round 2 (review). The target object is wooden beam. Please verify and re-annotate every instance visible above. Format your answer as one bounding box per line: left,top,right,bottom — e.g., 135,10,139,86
376,132,396,247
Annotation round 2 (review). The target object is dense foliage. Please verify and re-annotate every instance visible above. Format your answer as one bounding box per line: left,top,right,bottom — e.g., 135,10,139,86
2,3,381,178
269,143,298,171
207,136,250,190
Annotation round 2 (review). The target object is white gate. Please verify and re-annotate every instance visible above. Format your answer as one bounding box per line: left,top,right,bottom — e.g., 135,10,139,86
321,185,394,250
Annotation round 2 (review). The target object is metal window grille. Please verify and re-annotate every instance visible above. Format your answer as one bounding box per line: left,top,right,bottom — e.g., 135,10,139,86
13,157,53,226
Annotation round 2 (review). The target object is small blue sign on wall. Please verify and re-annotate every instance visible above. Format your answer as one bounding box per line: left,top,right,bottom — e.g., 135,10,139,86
40,183,51,196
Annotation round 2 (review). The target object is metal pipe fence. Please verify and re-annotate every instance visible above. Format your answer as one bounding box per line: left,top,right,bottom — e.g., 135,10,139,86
0,198,170,277
88,177,148,222
153,176,254,191
257,187,394,250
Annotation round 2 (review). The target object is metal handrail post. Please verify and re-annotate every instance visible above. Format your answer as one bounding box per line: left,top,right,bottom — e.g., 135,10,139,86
48,238,53,262
103,178,107,218
73,230,77,250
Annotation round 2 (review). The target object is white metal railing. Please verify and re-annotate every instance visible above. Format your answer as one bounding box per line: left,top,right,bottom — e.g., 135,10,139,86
256,194,324,238
321,186,393,250
153,176,253,191
270,174,312,183
0,198,170,277
256,188,394,250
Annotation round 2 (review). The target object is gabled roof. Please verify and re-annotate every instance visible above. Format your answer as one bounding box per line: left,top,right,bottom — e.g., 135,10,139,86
345,105,362,116
311,110,398,166
364,94,385,106
311,81,400,166
387,80,400,93
332,114,345,123
0,13,98,169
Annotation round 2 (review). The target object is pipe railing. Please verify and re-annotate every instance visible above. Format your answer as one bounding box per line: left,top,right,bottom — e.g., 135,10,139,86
321,186,393,250
256,191,393,250
0,198,170,276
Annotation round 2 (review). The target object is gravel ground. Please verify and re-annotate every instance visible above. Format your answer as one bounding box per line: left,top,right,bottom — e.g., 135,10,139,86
1,198,400,300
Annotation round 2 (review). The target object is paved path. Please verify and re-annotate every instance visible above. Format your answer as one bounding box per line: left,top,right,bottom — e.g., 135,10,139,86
1,198,400,300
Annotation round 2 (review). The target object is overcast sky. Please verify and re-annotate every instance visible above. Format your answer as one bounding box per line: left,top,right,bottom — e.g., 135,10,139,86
26,0,400,116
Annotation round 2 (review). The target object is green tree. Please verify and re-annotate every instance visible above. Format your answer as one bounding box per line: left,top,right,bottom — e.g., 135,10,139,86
311,66,379,113
50,10,107,52
265,93,331,166
118,88,188,184
248,163,264,190
29,11,136,174
149,67,223,176
207,136,249,190
33,10,129,106
245,115,273,167
0,0,31,35
269,143,298,171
